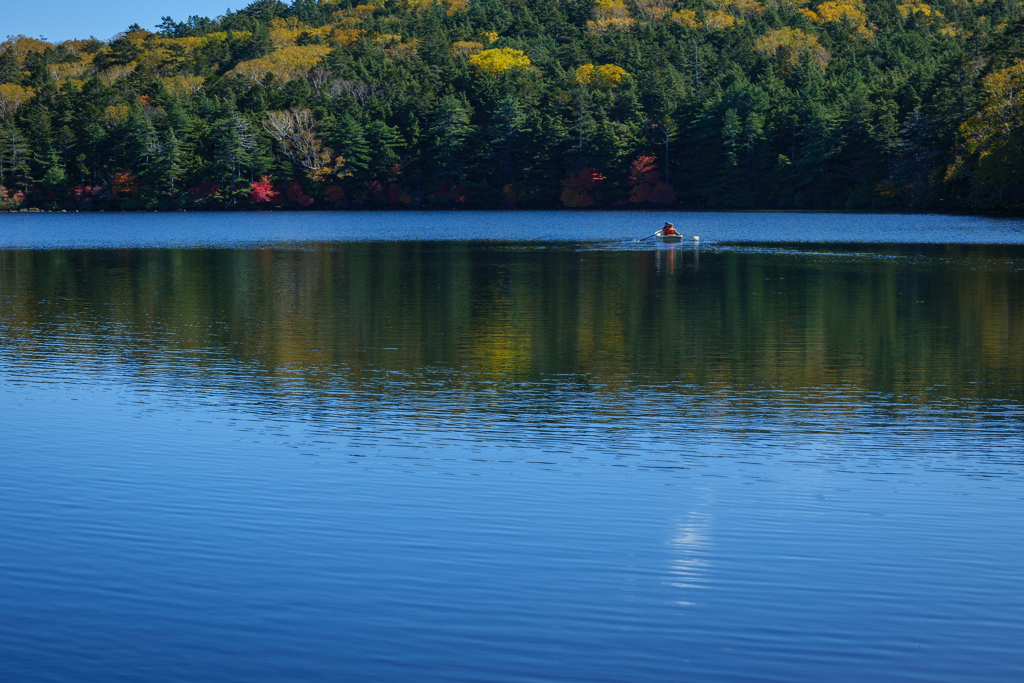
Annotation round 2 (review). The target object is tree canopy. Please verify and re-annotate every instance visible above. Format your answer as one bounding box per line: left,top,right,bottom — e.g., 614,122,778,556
1,0,1023,211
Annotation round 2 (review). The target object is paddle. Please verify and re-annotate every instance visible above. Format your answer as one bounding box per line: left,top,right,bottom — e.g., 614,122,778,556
639,230,700,241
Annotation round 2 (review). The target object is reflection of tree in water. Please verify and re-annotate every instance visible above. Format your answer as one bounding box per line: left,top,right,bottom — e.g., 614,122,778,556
1,244,1023,408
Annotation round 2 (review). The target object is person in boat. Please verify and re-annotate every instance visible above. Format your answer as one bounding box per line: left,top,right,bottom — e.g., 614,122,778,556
662,222,678,236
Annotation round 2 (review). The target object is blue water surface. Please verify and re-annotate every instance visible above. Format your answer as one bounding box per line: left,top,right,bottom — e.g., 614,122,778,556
1,209,1023,248
1,211,1023,681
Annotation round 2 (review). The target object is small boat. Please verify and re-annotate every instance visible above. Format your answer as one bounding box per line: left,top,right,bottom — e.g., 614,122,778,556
656,230,684,243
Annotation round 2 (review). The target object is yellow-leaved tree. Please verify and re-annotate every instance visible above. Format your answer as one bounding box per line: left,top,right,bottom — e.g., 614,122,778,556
956,62,1024,208
799,0,873,37
897,2,942,19
575,64,628,88
705,11,740,28
228,45,331,82
670,8,700,28
469,48,531,76
0,84,35,120
0,36,49,67
586,0,636,34
753,27,831,68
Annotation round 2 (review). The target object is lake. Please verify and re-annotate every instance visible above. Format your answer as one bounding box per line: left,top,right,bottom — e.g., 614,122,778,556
1,211,1023,681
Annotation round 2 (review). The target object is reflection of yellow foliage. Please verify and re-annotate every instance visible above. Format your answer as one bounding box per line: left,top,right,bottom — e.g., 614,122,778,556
469,305,533,375
228,45,331,82
452,41,484,57
587,0,636,34
469,47,531,76
163,75,206,97
671,8,700,28
0,84,35,119
753,27,830,68
705,10,740,28
576,63,628,88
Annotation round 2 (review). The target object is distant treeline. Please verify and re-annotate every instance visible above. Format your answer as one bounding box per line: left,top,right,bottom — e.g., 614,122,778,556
0,0,1022,212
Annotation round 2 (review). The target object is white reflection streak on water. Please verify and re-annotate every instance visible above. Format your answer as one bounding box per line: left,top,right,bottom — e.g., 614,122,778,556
668,510,714,606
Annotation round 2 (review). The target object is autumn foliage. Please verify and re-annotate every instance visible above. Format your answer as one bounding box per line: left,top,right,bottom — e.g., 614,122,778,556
955,62,1024,208
560,168,606,208
575,64,628,88
112,172,140,199
753,27,831,69
250,176,278,204
0,84,34,119
469,48,531,76
627,156,676,205
0,0,1020,212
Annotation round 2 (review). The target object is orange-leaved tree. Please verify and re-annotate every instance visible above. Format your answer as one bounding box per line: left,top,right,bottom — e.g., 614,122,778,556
112,172,139,199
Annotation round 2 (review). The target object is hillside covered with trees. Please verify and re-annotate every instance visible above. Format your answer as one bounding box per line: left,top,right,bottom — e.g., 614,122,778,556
1,0,1022,212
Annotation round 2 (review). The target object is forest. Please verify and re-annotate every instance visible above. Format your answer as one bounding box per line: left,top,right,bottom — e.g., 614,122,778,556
0,0,1022,212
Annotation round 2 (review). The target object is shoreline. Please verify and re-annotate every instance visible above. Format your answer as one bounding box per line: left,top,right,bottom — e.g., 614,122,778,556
2,207,1021,218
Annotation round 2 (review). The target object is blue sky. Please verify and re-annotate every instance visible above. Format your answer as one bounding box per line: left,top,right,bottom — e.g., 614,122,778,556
5,1,233,42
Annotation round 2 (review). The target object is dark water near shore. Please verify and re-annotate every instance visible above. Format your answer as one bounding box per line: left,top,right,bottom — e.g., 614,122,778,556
2,212,1024,681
